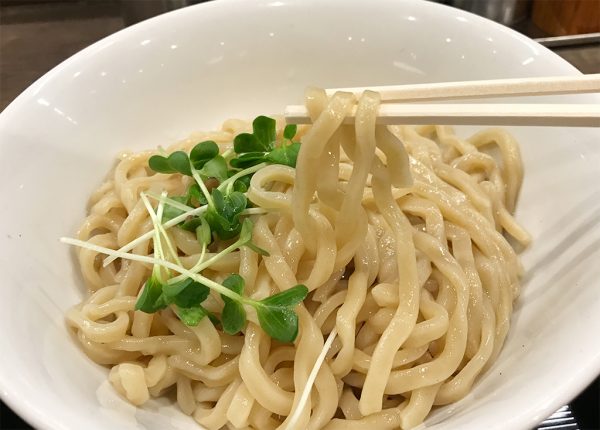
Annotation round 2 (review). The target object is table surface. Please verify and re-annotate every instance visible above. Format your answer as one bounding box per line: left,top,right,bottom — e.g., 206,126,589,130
0,1,598,429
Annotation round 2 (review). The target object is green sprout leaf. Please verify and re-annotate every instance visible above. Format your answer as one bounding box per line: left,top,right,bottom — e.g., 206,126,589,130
190,141,219,169
162,195,188,223
232,175,251,193
255,285,308,343
205,211,242,240
283,124,297,140
233,133,265,154
246,242,270,256
229,152,267,169
221,274,246,335
233,116,277,153
148,155,174,174
135,275,169,313
260,284,308,308
195,217,212,245
205,189,247,240
163,278,210,308
252,116,277,150
186,184,207,207
148,151,192,176
219,191,247,219
266,142,301,168
176,306,208,326
230,116,300,169
256,307,299,343
199,155,228,182
167,151,192,176
180,217,202,232
238,217,253,243
236,218,270,256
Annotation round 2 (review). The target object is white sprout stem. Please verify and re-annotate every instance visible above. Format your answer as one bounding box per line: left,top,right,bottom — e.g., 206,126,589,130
61,237,240,302
198,243,207,270
154,192,182,266
220,162,267,195
140,192,182,266
168,242,207,285
168,236,244,284
155,192,167,223
101,204,270,268
102,204,208,267
154,196,166,273
191,167,214,209
146,192,194,212
221,148,234,159
62,237,158,265
140,193,164,261
284,328,338,430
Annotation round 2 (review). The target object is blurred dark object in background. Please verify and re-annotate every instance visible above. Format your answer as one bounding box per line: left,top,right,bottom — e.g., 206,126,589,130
449,0,531,26
1,0,121,24
121,0,206,26
532,0,600,36
1,0,77,5
1,400,30,429
571,376,600,430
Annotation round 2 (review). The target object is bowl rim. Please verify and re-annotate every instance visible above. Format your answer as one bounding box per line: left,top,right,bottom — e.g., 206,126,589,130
0,0,582,122
0,1,595,430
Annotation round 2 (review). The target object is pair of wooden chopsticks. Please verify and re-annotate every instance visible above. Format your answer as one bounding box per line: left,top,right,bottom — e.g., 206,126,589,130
284,74,600,127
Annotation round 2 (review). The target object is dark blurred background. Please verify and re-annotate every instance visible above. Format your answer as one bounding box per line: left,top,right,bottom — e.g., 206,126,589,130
0,0,598,429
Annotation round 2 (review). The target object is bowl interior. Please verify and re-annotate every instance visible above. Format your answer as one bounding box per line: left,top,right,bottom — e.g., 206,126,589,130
0,1,599,429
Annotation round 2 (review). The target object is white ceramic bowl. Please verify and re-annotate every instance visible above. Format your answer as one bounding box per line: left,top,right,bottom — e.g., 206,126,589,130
0,1,599,429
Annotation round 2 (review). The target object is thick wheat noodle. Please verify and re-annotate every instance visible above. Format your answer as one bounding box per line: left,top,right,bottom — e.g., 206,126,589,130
66,87,528,429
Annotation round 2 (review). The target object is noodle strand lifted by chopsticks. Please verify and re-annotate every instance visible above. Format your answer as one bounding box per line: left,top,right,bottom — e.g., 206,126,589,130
65,88,529,429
